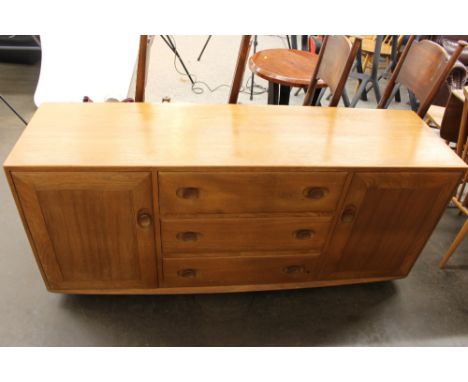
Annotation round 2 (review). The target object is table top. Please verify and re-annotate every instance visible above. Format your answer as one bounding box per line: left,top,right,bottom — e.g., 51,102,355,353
4,103,466,170
249,49,325,87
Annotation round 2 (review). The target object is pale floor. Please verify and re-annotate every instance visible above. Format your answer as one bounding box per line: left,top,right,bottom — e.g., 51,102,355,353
0,36,467,346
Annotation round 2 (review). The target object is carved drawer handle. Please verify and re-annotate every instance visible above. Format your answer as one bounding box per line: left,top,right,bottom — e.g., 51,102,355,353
294,229,315,240
283,265,305,274
341,205,357,223
137,209,152,228
178,269,197,278
176,231,202,242
303,187,329,200
176,187,200,199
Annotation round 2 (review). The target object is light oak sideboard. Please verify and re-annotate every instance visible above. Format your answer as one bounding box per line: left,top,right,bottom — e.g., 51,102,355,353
4,103,467,294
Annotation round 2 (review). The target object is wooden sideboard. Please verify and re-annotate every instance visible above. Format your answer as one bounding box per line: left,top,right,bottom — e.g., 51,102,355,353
4,103,467,294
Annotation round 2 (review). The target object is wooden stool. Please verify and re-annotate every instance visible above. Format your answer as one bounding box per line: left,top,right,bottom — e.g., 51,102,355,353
248,49,326,105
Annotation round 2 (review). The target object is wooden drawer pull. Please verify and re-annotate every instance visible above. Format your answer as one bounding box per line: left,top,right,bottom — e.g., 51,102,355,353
137,210,152,228
176,187,200,199
283,265,305,274
178,269,197,278
176,231,202,242
341,205,357,223
303,187,329,199
294,229,315,240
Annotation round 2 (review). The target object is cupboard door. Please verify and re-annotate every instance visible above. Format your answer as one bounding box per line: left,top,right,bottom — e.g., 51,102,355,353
12,172,158,290
320,172,460,280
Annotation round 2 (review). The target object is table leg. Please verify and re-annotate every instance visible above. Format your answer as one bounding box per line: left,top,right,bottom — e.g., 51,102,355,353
268,82,279,105
279,85,291,105
291,36,298,50
301,35,308,51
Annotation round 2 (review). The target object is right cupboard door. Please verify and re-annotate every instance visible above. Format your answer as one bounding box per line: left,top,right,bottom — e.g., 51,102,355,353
320,172,460,281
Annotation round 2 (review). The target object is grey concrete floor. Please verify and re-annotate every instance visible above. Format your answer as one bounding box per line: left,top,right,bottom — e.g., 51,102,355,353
1,36,468,346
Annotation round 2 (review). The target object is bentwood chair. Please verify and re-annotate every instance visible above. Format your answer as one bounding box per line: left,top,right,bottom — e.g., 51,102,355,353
303,35,361,106
377,36,468,118
439,86,468,268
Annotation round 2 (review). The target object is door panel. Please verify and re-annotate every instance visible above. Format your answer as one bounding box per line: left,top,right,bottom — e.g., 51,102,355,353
13,172,158,290
320,172,460,280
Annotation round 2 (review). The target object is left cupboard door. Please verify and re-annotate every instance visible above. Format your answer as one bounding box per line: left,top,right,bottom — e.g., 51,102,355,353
11,172,158,291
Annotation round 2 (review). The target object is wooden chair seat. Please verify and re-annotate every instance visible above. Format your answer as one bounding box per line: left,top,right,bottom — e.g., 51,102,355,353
426,104,445,128
248,49,326,88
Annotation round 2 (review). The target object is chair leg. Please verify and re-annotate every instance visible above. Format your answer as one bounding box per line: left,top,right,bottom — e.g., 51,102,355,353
351,77,369,107
439,218,468,269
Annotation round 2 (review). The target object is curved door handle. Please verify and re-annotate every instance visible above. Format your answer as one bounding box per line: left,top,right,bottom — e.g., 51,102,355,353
294,229,315,240
176,187,200,199
303,187,329,200
283,265,305,274
176,231,202,242
341,205,357,223
137,209,153,228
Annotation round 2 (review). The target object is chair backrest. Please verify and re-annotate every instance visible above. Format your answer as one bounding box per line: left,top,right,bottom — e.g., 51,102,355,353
451,87,468,209
378,36,468,117
303,35,361,107
228,35,253,104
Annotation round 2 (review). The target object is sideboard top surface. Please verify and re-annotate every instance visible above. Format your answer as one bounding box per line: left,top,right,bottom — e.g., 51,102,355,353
4,103,467,170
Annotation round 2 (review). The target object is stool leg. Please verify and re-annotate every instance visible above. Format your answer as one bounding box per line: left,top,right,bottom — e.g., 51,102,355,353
279,85,291,105
439,218,468,269
268,82,279,105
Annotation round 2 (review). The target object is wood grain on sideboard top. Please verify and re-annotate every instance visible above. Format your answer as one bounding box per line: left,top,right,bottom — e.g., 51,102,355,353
4,103,467,170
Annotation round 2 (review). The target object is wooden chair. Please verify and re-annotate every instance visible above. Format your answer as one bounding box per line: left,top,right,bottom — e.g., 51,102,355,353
426,89,467,155
229,35,360,106
303,35,361,106
377,36,468,118
439,86,468,268
359,35,404,72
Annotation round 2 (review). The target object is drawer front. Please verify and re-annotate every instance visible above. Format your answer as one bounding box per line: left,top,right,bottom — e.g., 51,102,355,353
159,172,347,214
163,254,320,287
161,217,331,253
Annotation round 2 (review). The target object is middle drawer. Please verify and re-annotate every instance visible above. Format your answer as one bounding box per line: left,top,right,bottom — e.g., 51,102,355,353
161,217,332,253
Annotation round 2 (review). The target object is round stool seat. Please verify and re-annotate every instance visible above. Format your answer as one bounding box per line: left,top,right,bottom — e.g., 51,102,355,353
249,49,326,88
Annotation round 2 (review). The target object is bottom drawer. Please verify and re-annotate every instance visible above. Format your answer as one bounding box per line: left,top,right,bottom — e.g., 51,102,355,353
163,254,321,287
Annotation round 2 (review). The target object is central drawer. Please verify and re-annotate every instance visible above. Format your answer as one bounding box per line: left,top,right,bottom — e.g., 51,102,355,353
159,171,347,214
161,217,332,253
163,254,321,287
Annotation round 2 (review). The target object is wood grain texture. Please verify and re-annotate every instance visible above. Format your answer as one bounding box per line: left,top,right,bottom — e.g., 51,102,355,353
320,171,461,280
228,35,252,104
249,49,326,87
304,35,361,107
11,172,158,290
378,38,468,117
159,171,347,215
162,254,321,287
161,216,332,253
4,103,468,294
4,103,466,170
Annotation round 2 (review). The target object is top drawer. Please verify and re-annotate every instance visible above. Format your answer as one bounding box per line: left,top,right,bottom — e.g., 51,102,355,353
159,172,347,215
